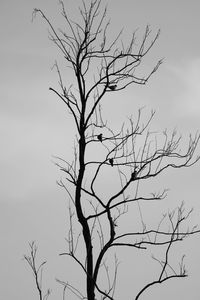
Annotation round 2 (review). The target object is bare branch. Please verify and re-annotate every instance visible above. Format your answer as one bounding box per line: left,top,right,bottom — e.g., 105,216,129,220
24,242,50,300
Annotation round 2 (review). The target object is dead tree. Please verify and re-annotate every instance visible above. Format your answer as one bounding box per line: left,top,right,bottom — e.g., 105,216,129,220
28,1,200,299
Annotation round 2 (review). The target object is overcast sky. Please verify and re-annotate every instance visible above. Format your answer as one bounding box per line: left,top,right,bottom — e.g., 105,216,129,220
1,0,200,299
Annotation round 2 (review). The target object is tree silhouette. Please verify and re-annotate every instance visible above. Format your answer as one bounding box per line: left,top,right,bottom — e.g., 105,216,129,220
26,1,200,299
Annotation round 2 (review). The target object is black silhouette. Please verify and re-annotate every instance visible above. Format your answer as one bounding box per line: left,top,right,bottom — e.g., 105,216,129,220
131,170,137,181
108,84,117,91
31,2,200,300
109,158,114,166
97,133,103,142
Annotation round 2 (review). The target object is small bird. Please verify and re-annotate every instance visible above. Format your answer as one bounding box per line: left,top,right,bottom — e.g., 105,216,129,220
108,84,117,91
109,158,114,167
97,133,103,142
131,170,137,181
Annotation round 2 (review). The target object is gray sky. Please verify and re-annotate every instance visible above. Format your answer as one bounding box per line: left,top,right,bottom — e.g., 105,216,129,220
1,0,200,299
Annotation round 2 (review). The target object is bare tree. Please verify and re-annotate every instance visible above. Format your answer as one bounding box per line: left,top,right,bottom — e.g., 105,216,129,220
26,1,200,299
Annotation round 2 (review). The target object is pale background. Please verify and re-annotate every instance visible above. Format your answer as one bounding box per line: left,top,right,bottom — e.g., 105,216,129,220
1,0,200,299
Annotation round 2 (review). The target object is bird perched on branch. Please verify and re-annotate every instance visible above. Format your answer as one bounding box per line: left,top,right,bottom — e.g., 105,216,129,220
109,158,114,167
97,133,103,142
131,169,137,181
108,84,117,91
